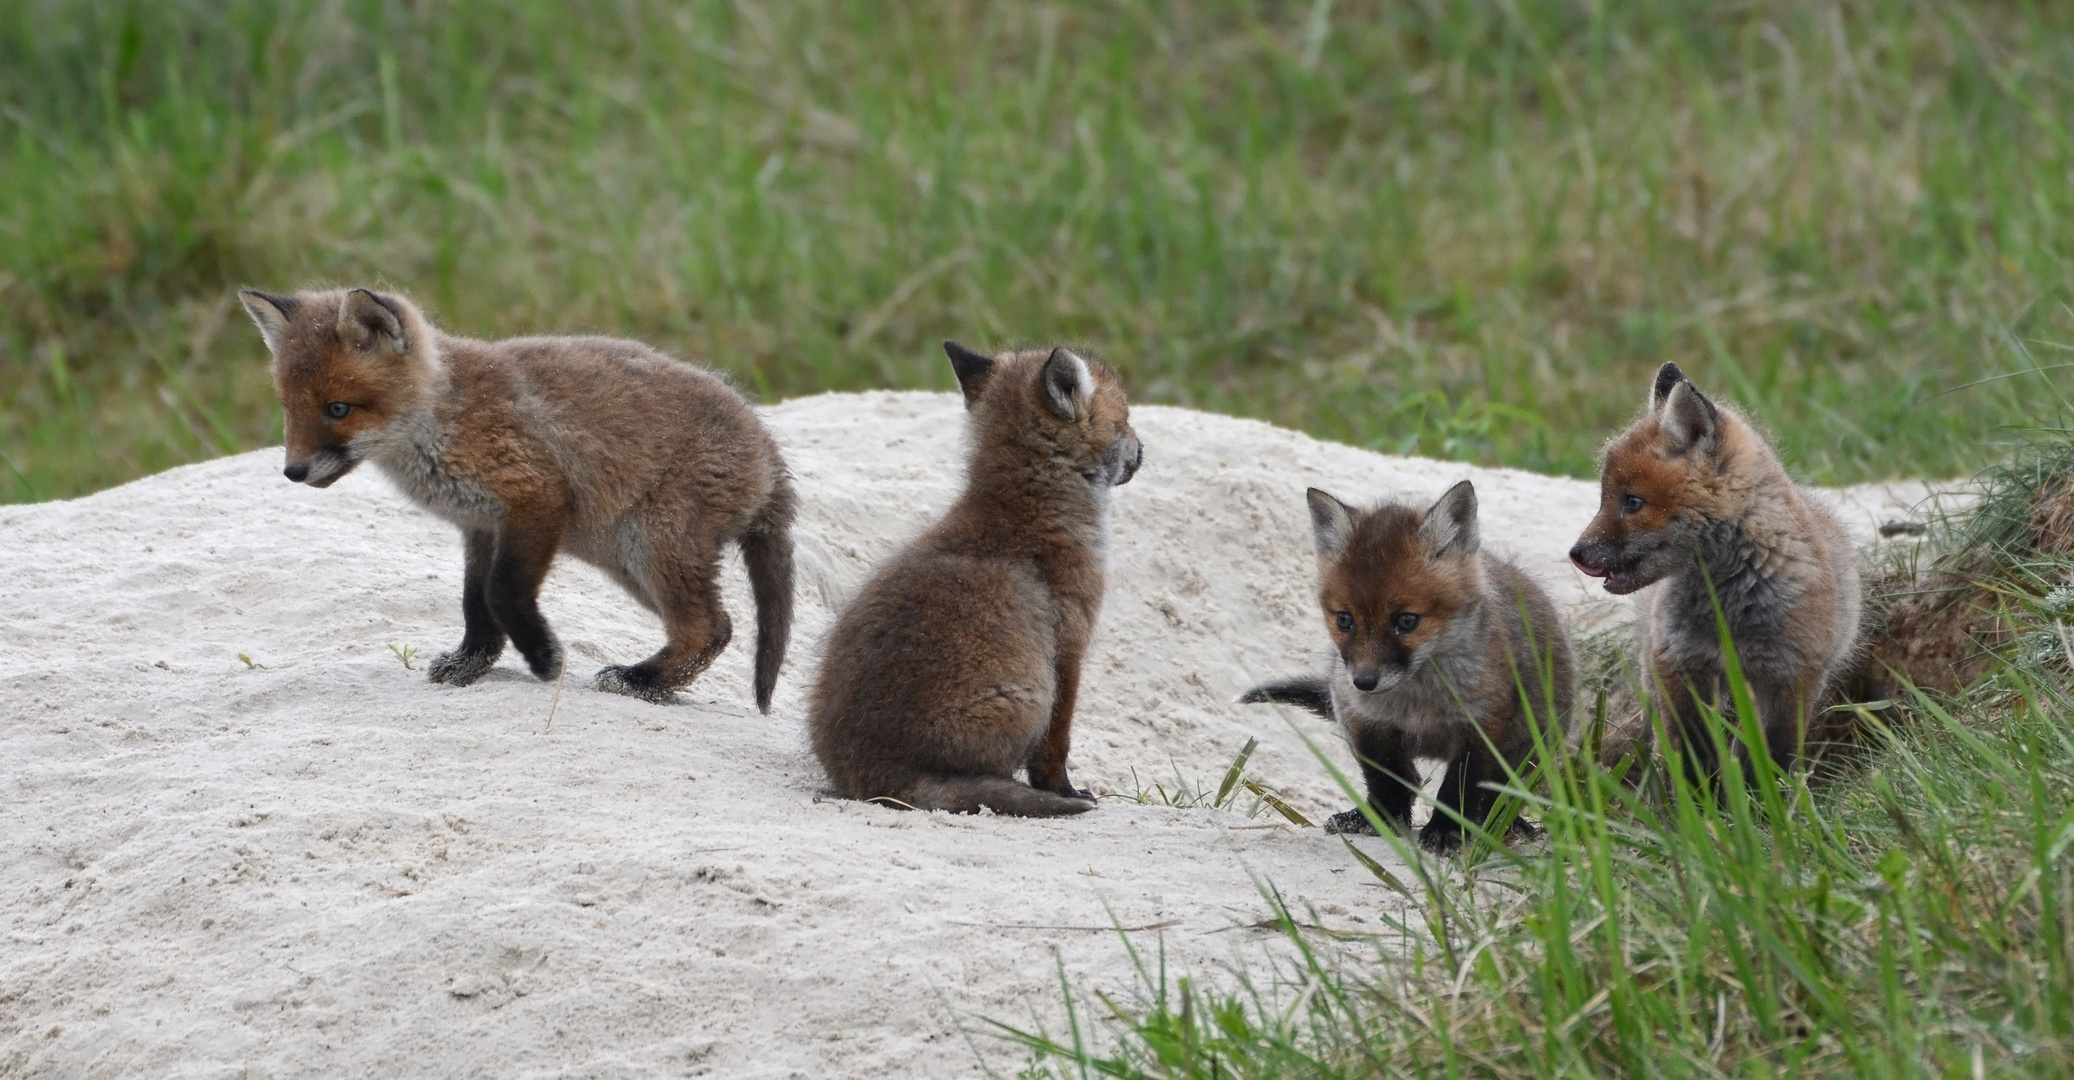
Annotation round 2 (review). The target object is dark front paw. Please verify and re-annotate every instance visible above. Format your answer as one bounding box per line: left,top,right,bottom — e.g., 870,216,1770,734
428,647,499,687
1417,819,1465,855
594,664,674,704
1506,815,1544,842
521,639,564,682
1067,787,1095,803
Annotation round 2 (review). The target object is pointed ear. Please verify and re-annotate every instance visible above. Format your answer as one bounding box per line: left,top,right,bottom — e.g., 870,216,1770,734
1306,488,1356,558
337,289,408,354
1039,347,1093,421
238,289,298,355
1650,362,1686,411
944,340,996,408
1659,380,1720,457
1418,480,1480,557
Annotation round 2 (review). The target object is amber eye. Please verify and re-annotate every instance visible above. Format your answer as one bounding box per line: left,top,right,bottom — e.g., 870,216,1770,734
1335,611,1354,632
325,401,351,421
1621,494,1644,515
1392,612,1420,634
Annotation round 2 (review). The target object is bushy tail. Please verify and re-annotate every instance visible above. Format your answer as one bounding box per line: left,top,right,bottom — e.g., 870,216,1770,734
739,472,796,714
1237,674,1337,722
905,774,1098,817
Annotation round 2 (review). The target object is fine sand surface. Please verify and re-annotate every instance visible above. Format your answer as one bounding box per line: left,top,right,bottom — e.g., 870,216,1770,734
1,392,1934,1077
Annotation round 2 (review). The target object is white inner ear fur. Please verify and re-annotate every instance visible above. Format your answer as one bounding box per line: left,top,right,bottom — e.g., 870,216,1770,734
1306,489,1354,557
1045,349,1094,420
239,294,291,356
1419,483,1480,556
1660,382,1718,454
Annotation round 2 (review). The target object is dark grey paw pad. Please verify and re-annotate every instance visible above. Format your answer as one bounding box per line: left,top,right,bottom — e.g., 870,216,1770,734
594,665,675,704
1323,809,1381,836
428,650,497,687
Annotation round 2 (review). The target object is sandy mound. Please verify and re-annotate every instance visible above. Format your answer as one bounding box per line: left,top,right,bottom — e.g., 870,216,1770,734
0,393,1930,1077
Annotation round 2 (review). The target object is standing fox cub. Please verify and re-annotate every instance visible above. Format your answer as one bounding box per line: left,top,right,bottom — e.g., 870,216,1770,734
809,341,1142,817
1244,482,1575,853
1569,363,1860,776
238,287,795,711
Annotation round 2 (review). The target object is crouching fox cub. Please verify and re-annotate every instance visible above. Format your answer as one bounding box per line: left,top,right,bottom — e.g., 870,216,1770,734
1243,482,1575,853
808,341,1142,817
1569,363,1860,777
238,287,795,711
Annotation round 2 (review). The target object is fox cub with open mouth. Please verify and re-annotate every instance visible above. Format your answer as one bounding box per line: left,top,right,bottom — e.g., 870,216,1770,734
808,341,1142,817
1569,362,1861,777
1244,481,1575,853
239,287,795,711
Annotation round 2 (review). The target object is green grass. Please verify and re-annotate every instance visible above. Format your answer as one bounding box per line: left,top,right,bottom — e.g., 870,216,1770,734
1005,665,2074,1077
6,0,2074,502
1001,450,2074,1078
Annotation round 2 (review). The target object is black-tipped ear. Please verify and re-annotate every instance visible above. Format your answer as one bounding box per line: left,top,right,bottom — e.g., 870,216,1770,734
338,289,408,354
1659,380,1720,457
1306,488,1357,558
944,340,996,408
1040,347,1092,421
1650,362,1686,410
1418,480,1480,557
238,289,298,354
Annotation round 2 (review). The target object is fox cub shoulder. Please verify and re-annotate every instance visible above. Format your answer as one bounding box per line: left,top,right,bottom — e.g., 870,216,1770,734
808,341,1143,817
239,287,795,711
1245,481,1575,853
1569,362,1861,775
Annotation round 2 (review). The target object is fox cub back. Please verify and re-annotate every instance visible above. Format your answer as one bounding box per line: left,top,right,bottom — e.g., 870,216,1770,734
1244,481,1574,852
1570,362,1860,776
239,287,795,711
808,341,1142,817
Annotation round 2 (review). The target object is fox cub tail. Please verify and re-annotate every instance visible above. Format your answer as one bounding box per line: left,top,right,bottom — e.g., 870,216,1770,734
906,774,1098,817
739,472,798,714
1238,675,1337,722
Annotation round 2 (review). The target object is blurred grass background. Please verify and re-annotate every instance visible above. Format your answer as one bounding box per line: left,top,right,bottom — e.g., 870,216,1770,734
3,0,2071,503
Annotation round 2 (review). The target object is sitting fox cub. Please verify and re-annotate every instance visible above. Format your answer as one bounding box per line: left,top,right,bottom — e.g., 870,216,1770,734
1243,481,1575,852
238,287,795,710
1570,363,1861,776
808,341,1142,816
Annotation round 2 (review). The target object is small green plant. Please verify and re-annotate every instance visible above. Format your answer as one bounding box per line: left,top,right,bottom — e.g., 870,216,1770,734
1114,737,1310,827
388,643,419,671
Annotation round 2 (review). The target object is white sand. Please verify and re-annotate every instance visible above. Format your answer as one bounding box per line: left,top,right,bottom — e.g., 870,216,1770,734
0,392,1933,1077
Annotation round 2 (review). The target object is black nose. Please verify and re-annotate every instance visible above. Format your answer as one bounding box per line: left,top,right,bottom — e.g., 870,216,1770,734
1568,544,1587,566
283,462,310,483
1351,672,1380,692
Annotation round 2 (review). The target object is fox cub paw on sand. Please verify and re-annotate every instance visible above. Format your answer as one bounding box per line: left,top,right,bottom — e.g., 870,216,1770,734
1244,481,1575,854
239,287,796,711
1570,362,1860,777
808,341,1142,817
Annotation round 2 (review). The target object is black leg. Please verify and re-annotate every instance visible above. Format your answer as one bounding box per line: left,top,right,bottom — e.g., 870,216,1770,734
428,529,506,686
1420,739,1515,854
486,522,563,681
1328,724,1417,836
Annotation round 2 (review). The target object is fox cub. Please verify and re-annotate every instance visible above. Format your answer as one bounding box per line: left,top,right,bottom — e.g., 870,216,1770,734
808,341,1142,817
1244,481,1575,852
1569,363,1860,776
238,287,795,711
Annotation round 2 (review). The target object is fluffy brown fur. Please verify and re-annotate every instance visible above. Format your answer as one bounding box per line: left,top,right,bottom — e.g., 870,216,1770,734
1570,362,1860,777
1243,482,1575,852
807,341,1142,816
238,286,795,710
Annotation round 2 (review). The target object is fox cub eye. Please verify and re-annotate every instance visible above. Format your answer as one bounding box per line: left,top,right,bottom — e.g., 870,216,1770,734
1334,611,1354,633
324,402,351,421
1621,494,1644,515
1392,612,1420,634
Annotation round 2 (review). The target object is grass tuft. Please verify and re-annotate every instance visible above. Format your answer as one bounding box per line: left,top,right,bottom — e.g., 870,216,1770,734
7,1,2074,500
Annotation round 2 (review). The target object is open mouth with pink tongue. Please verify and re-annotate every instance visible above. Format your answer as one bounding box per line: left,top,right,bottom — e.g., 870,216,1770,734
1572,556,1644,595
